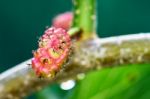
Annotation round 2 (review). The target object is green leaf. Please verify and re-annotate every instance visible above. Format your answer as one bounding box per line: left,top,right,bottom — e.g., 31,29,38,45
69,64,150,99
36,84,70,99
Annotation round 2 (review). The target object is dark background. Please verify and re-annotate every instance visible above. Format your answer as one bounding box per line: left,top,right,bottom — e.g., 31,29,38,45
0,0,150,72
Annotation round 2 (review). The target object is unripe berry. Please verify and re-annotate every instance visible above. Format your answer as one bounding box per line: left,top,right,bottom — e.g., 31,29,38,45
52,12,73,30
32,27,71,78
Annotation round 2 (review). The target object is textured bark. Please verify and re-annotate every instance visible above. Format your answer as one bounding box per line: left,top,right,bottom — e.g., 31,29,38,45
0,33,150,99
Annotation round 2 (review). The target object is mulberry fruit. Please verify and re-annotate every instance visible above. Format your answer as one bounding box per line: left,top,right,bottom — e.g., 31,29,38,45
52,12,73,30
32,27,71,78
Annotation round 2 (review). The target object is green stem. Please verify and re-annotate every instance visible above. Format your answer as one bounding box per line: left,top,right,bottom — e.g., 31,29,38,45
72,0,97,40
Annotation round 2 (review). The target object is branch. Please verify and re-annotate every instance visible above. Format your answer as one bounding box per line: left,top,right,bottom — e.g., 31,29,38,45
0,33,150,98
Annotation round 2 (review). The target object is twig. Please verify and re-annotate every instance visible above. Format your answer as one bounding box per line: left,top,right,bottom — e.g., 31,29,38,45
0,33,150,99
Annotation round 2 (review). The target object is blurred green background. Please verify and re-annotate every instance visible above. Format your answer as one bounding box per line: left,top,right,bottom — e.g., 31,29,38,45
0,0,150,99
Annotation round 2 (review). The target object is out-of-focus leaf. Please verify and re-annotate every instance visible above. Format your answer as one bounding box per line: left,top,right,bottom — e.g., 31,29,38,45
69,64,150,99
36,84,70,99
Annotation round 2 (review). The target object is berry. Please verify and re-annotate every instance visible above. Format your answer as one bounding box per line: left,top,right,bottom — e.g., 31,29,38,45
32,27,71,78
52,12,73,30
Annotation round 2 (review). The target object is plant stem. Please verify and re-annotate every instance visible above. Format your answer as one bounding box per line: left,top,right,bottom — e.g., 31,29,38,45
72,0,97,40
1,33,150,98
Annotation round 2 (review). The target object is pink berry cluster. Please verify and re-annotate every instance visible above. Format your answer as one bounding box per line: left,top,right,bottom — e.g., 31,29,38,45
53,12,73,30
32,27,71,78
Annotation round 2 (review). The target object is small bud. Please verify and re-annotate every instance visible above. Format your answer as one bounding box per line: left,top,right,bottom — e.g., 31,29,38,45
32,27,71,78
